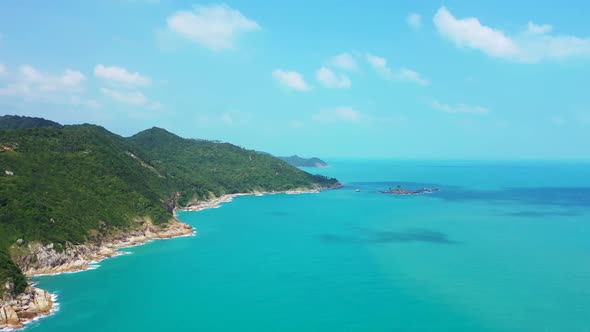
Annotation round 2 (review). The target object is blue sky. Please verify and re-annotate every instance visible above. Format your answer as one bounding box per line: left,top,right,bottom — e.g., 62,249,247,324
1,1,589,159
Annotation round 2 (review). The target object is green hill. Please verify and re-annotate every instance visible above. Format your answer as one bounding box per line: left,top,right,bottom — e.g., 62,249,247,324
0,115,62,130
0,117,340,295
277,155,329,168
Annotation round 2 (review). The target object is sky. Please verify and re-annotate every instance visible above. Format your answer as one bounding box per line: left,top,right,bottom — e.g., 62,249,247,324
1,0,589,159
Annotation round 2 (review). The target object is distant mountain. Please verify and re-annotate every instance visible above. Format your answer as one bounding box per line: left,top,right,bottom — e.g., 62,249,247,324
277,155,329,168
0,117,340,296
0,115,62,130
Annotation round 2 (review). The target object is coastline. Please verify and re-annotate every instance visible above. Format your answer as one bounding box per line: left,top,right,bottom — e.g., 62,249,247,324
1,187,323,330
178,188,321,213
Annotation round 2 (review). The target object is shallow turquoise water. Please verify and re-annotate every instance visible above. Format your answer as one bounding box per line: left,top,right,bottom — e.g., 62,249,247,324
29,160,590,331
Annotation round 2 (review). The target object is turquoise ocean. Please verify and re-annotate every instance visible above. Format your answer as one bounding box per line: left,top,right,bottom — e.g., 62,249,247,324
28,160,590,331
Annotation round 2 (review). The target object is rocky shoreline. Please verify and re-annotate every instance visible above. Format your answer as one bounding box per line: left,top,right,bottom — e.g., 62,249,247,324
179,188,322,212
16,219,194,277
1,187,329,330
0,285,54,330
1,219,194,329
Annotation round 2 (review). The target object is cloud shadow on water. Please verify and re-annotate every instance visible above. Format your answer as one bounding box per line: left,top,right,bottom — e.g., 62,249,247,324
502,210,584,218
321,228,458,245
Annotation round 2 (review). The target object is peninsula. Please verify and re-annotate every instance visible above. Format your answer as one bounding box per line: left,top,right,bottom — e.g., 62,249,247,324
276,155,329,168
0,115,341,329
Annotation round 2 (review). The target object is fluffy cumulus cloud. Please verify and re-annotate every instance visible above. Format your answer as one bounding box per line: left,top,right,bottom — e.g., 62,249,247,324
366,54,428,85
94,65,151,86
167,4,260,50
330,53,358,71
430,100,489,115
406,13,422,29
316,67,351,88
313,107,361,123
433,6,590,62
272,69,311,91
0,65,101,109
100,88,147,105
0,65,86,97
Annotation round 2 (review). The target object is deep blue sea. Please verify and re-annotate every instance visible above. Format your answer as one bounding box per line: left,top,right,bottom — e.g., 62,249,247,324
29,160,590,331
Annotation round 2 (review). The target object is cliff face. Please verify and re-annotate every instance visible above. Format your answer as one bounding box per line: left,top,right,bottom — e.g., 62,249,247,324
0,286,53,329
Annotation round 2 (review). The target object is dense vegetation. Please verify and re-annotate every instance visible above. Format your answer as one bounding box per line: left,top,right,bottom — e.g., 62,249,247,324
277,155,329,168
0,115,61,130
0,116,339,295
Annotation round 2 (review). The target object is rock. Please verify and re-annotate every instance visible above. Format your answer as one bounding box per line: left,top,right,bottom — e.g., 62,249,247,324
2,306,23,328
30,289,52,314
4,281,14,292
16,238,24,245
0,306,6,326
17,310,37,319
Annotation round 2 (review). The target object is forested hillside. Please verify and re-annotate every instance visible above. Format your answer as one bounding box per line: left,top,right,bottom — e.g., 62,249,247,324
0,116,339,295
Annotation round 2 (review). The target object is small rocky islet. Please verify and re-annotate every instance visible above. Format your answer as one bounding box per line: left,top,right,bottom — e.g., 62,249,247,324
379,186,439,195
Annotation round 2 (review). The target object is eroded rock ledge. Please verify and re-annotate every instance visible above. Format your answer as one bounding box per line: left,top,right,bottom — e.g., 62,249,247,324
1,285,53,330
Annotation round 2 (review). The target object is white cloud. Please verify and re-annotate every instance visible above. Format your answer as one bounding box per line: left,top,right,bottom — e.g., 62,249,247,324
330,53,358,71
313,107,361,123
0,65,100,110
527,22,552,35
398,68,429,85
272,69,311,91
366,54,393,77
433,7,519,59
407,13,422,29
100,88,147,105
434,6,590,62
316,67,351,88
367,54,428,85
94,65,151,86
0,65,86,97
167,4,260,50
431,100,489,114
0,64,5,75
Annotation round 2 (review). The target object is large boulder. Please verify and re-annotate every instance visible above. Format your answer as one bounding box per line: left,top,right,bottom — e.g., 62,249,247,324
28,289,52,314
1,306,23,328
